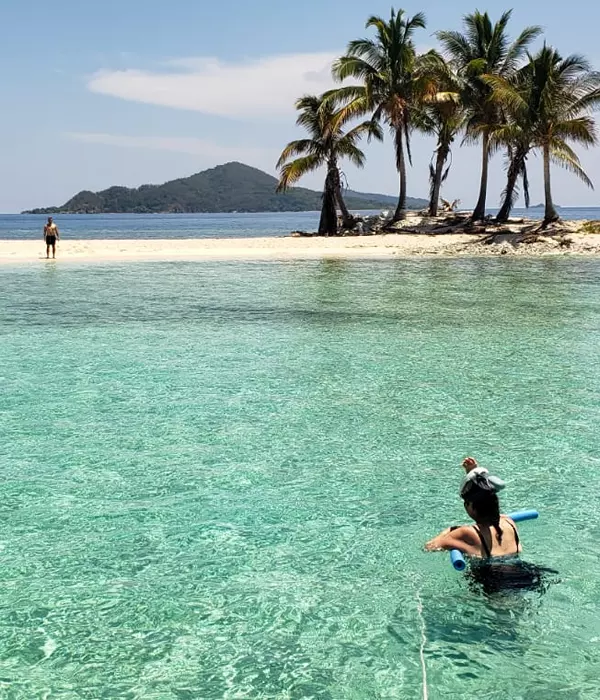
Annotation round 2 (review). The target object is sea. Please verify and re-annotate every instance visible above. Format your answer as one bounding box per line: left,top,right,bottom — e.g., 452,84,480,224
1,206,599,240
1,214,600,698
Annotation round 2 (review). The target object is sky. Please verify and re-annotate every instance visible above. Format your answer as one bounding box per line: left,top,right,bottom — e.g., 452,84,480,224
1,0,599,213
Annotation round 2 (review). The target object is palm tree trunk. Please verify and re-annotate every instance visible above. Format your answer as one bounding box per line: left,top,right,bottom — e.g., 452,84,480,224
428,145,448,217
333,168,355,230
497,150,525,223
543,142,559,226
318,165,338,236
472,131,490,222
393,127,407,222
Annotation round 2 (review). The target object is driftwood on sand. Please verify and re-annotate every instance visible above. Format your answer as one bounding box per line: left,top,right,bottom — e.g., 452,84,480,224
288,211,600,256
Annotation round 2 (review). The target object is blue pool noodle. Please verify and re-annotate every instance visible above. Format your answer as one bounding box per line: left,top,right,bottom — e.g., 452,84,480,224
450,510,539,571
508,510,539,523
450,550,467,571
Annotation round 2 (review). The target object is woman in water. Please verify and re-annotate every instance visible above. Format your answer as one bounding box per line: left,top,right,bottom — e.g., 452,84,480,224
425,470,520,559
425,470,554,593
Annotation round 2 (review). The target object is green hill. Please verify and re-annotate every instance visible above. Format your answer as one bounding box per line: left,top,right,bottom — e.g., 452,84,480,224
23,162,427,214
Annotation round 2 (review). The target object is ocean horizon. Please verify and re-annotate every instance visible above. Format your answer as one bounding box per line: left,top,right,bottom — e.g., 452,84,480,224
1,207,599,241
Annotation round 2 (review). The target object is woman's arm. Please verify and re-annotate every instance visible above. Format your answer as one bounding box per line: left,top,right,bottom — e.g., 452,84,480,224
424,527,454,551
424,526,478,553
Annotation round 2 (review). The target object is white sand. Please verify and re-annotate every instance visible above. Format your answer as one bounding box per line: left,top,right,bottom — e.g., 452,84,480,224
2,233,600,264
0,235,474,263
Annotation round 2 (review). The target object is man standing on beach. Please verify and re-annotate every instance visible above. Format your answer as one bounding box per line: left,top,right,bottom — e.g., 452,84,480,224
43,217,59,258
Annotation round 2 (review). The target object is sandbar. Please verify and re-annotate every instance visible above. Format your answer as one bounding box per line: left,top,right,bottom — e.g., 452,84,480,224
2,232,600,264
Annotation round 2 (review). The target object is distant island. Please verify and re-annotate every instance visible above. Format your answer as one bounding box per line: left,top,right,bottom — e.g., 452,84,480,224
23,162,427,215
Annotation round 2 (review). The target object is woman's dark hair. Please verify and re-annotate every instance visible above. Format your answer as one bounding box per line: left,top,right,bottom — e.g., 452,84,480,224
462,475,503,543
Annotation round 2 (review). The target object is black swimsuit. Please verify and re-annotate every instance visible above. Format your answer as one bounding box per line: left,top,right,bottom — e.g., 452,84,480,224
468,522,557,594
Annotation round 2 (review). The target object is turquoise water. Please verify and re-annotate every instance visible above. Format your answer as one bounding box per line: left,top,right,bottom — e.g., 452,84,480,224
1,213,360,240
2,207,600,241
2,258,600,698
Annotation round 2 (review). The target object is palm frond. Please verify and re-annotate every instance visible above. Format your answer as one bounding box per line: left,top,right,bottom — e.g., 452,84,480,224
549,147,594,189
323,85,367,105
294,95,323,136
413,108,436,134
482,73,528,112
345,38,387,72
405,11,427,32
326,91,370,129
552,117,598,146
436,30,473,64
558,53,593,81
489,123,527,149
502,25,543,74
549,139,580,162
277,154,323,192
568,85,600,116
335,141,367,168
276,140,320,169
365,15,389,33
332,55,379,83
465,57,488,78
417,49,447,74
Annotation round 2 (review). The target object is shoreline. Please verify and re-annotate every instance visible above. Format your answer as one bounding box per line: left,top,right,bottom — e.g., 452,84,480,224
3,231,600,264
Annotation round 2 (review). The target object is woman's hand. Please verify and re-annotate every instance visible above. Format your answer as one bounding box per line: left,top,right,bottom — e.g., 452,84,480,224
424,528,454,552
424,540,443,552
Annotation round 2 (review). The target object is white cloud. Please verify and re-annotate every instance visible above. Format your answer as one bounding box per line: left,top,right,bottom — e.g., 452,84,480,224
66,132,274,164
87,53,339,119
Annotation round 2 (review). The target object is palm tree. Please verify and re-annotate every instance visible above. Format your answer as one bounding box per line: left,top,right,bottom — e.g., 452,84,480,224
331,8,432,222
277,95,382,236
494,144,531,222
486,46,600,225
414,59,465,216
437,10,541,221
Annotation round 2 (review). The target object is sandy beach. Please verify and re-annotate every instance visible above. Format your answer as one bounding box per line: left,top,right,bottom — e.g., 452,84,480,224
3,231,600,264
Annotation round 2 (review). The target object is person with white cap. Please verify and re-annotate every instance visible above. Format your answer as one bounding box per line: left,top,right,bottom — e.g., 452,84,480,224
424,457,517,559
460,457,505,497
424,457,558,593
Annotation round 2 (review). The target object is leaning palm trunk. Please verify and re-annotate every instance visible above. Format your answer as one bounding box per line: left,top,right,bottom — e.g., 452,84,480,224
496,149,528,222
393,126,408,222
333,169,355,229
472,131,490,221
318,166,339,236
428,144,449,217
542,142,560,226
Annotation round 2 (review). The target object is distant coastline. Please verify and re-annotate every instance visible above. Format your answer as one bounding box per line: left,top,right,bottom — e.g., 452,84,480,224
23,162,427,215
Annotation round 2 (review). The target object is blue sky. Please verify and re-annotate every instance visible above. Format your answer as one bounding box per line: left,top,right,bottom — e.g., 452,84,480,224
1,0,599,212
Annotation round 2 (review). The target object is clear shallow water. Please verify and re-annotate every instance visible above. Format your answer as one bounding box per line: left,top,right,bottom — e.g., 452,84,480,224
1,258,600,698
1,207,599,241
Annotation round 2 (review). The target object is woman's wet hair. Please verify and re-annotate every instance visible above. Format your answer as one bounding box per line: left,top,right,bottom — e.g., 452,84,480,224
461,474,503,544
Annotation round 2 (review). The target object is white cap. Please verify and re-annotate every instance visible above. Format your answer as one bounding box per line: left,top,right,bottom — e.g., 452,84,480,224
460,466,506,498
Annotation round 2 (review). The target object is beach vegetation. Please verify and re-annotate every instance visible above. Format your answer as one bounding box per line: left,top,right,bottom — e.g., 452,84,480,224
581,220,600,234
436,10,542,221
485,45,600,225
277,94,382,235
331,9,435,221
412,56,466,216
